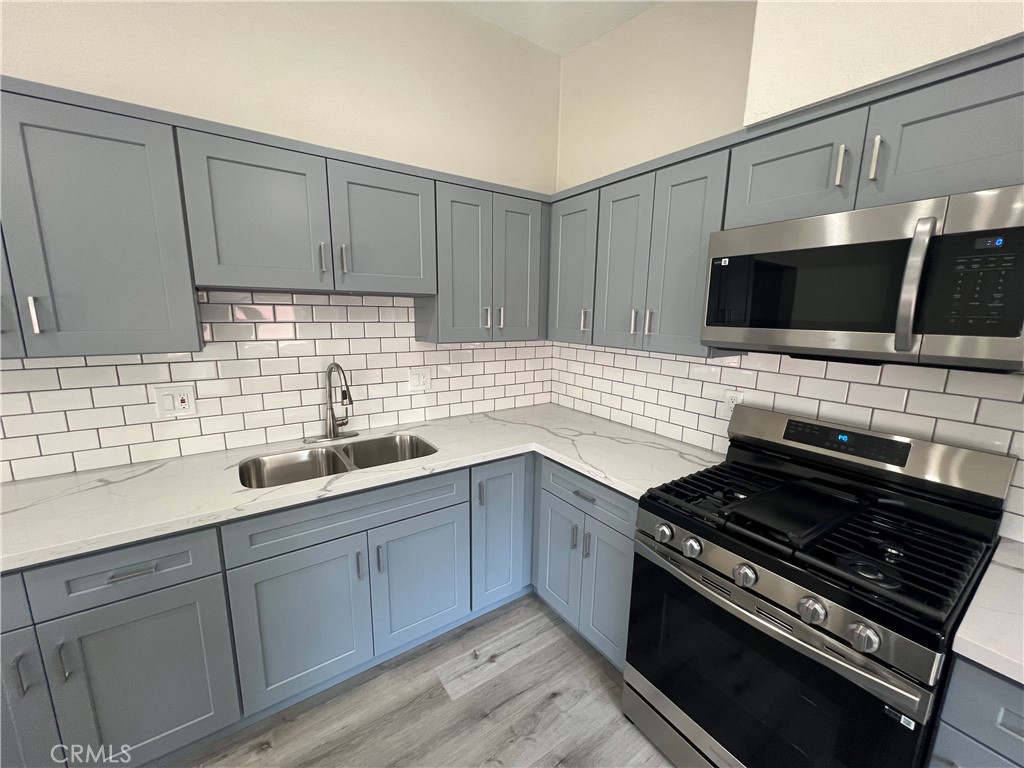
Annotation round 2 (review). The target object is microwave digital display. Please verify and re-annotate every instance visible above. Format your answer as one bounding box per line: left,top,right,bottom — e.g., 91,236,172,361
974,235,1006,249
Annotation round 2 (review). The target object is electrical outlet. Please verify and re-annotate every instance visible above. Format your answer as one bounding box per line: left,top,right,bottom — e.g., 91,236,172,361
723,390,744,418
408,367,431,392
152,384,197,418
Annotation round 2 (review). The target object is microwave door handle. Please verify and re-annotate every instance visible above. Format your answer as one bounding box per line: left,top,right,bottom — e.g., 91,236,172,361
894,216,937,352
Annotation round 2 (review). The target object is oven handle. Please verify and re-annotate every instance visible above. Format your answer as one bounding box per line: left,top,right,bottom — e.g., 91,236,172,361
634,539,932,723
894,216,937,352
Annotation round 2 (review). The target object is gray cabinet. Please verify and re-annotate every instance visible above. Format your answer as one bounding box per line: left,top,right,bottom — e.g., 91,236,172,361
36,576,239,767
2,628,61,768
1,236,25,359
534,490,585,627
367,504,471,655
471,457,529,610
593,174,655,350
1,575,31,634
493,195,544,342
644,152,728,356
725,108,869,229
547,191,599,345
929,723,1018,768
578,516,633,669
227,534,373,714
178,130,334,292
328,162,437,295
857,60,1024,208
1,93,200,356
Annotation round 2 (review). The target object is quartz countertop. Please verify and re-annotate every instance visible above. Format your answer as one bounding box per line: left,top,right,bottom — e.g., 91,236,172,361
0,404,723,572
954,538,1024,685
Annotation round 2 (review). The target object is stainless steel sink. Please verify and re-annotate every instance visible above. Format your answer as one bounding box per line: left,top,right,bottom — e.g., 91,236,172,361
238,434,438,488
339,434,438,469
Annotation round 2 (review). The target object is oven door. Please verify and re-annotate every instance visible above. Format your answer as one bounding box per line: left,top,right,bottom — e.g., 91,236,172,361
625,540,931,768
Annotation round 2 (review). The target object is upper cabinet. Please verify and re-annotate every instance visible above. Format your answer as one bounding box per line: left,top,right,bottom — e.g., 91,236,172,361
547,191,599,345
1,94,201,356
178,130,334,292
856,60,1024,208
416,184,544,343
1,236,25,359
725,109,869,229
327,162,437,295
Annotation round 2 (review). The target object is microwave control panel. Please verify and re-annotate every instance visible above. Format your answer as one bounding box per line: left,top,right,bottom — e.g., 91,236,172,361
916,227,1023,337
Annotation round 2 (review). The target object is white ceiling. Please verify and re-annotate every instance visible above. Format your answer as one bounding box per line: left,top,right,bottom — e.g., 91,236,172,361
453,2,660,55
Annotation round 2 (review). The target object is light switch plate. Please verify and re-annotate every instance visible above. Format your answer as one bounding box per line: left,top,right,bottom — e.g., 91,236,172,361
408,367,431,392
152,384,197,418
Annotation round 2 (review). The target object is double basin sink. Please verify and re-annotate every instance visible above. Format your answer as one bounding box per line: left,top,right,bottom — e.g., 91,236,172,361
238,434,438,489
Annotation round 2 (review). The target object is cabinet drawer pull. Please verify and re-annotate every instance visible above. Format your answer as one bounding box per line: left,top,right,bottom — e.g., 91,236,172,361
355,550,364,581
583,532,592,559
629,308,639,335
376,544,385,573
57,643,72,681
644,309,653,336
868,135,883,181
834,144,846,187
483,306,492,329
27,296,42,334
10,653,30,696
498,306,505,330
478,481,485,505
570,524,579,550
572,489,597,504
319,242,327,274
340,244,349,274
105,564,157,585
579,308,589,332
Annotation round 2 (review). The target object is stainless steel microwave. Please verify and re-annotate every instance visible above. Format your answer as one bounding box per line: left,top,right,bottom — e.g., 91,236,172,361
702,186,1024,371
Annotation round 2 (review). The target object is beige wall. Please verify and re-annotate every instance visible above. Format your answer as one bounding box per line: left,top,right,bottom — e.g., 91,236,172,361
745,1,1024,125
0,2,561,192
556,2,756,191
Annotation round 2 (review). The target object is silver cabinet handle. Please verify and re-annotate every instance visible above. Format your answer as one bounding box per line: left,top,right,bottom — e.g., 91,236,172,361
583,532,592,559
376,544,384,573
319,242,327,274
10,653,30,696
105,564,157,585
570,524,579,550
355,550,363,581
629,308,639,335
894,216,937,352
572,489,596,504
643,309,653,336
868,135,883,180
483,306,491,329
579,308,589,332
478,481,485,505
339,244,349,274
834,144,846,187
57,643,72,681
27,296,41,334
498,306,505,330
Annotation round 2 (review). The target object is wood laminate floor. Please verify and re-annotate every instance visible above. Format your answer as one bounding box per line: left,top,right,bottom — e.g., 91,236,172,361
184,595,668,768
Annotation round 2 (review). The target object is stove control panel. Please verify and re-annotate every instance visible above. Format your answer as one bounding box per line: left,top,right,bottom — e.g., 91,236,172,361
784,420,911,467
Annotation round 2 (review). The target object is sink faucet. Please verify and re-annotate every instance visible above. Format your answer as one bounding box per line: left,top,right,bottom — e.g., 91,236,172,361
306,362,358,442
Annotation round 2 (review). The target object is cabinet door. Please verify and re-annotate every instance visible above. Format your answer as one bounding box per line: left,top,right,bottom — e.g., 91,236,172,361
644,152,728,357
857,60,1024,208
534,491,585,627
1,93,200,356
593,174,655,350
227,534,373,714
1,236,25,359
36,576,239,767
2,628,61,768
368,503,471,655
178,130,333,292
578,516,633,669
492,195,543,342
328,162,437,295
547,191,599,345
432,183,493,343
725,108,868,229
471,457,528,610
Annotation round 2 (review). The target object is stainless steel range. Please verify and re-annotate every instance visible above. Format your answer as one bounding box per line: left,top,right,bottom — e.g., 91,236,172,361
622,405,1017,768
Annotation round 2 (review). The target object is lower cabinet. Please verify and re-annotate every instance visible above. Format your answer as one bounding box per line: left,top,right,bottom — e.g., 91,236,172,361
471,456,530,610
535,491,586,626
368,504,471,655
1,627,62,768
35,576,239,767
227,534,374,714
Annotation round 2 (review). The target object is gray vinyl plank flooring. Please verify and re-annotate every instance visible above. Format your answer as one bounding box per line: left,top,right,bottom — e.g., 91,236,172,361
185,595,668,768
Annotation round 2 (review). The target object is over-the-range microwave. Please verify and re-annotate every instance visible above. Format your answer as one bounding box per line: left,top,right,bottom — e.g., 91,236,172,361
702,185,1024,372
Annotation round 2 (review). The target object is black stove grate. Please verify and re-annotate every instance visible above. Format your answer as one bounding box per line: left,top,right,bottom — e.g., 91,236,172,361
643,462,782,524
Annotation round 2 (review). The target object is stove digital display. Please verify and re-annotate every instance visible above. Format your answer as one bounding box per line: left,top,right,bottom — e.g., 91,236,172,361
783,420,911,467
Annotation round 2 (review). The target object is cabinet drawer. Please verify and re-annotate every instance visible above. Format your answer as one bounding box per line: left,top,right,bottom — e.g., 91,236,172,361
1,574,31,632
222,470,470,568
24,530,221,622
538,458,637,537
942,658,1024,765
929,723,1020,768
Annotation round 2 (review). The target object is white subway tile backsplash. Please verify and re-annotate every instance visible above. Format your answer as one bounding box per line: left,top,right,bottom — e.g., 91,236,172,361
847,384,908,412
824,361,881,384
3,412,68,437
58,366,118,389
30,388,93,412
798,377,849,403
880,365,947,392
818,401,872,428
933,420,1012,454
2,369,60,392
869,410,935,440
946,370,1024,402
12,453,75,479
74,446,130,472
906,390,979,422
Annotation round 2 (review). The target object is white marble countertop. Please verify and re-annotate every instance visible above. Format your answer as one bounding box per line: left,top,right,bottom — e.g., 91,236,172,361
0,404,723,572
954,539,1024,684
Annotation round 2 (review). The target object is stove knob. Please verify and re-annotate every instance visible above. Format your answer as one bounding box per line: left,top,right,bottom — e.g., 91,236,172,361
797,597,828,626
654,524,674,543
681,537,703,558
849,623,881,654
732,563,758,589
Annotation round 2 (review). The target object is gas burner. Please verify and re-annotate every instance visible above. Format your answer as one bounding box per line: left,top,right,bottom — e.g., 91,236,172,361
878,540,905,565
837,554,902,590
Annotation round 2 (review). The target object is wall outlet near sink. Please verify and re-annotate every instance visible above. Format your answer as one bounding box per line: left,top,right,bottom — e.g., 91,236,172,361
723,390,744,418
408,367,431,392
152,384,197,418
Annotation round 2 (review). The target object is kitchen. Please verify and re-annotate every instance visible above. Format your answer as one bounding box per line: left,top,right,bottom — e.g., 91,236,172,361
0,2,1022,767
